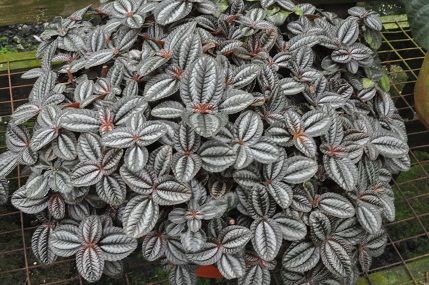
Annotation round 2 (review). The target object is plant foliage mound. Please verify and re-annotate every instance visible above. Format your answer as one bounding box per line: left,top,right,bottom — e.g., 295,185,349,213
0,0,411,284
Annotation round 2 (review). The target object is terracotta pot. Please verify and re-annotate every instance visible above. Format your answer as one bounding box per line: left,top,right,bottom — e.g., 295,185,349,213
415,53,429,129
195,265,223,279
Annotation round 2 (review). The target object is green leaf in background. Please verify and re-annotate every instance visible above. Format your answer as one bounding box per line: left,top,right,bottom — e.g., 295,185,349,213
215,0,229,13
379,70,391,92
266,6,291,26
362,78,375,89
364,29,382,50
405,0,429,50
294,6,303,16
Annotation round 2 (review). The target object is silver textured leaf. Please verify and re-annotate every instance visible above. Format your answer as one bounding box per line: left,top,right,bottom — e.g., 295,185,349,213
101,127,134,148
0,178,8,205
357,201,382,234
219,89,254,115
122,195,159,238
180,55,224,106
52,130,77,160
238,263,271,285
169,265,197,285
25,176,49,199
250,139,280,164
11,103,41,124
0,151,18,177
165,238,188,265
337,18,359,45
99,227,137,261
30,128,57,151
142,232,167,261
11,186,48,214
50,224,81,257
309,211,332,242
184,112,227,138
251,186,274,218
151,101,185,119
231,64,261,89
302,108,331,137
251,218,282,261
186,242,222,265
371,134,409,158
235,110,263,143
218,254,246,279
32,223,57,264
152,176,192,205
150,145,173,177
323,156,357,191
6,123,30,152
76,245,104,282
71,162,103,187
174,32,202,70
219,226,252,253
74,79,95,106
282,156,318,184
318,193,355,218
273,214,307,241
86,49,115,68
143,74,179,102
48,194,66,220
181,229,206,252
199,141,236,172
265,181,293,209
61,109,99,132
113,96,147,125
96,174,126,207
119,166,153,195
77,133,102,162
282,241,320,273
172,153,201,183
154,0,193,25
320,239,352,277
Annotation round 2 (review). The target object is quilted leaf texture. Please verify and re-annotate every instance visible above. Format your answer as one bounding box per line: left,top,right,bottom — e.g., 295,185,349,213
50,216,136,282
0,0,411,283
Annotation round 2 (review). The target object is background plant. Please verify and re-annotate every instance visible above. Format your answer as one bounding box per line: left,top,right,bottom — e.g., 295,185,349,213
0,0,410,284
405,0,429,50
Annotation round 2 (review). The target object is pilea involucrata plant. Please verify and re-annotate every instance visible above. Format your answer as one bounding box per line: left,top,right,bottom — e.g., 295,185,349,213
0,0,411,284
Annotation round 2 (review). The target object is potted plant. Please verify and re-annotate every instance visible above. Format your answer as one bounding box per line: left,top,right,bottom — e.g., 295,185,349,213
0,0,410,284
405,0,429,129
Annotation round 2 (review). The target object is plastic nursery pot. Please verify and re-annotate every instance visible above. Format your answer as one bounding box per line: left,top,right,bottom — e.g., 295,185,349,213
195,265,223,279
415,52,429,130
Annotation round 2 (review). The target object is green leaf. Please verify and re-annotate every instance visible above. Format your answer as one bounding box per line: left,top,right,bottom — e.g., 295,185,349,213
362,78,375,89
379,70,391,92
405,0,429,50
